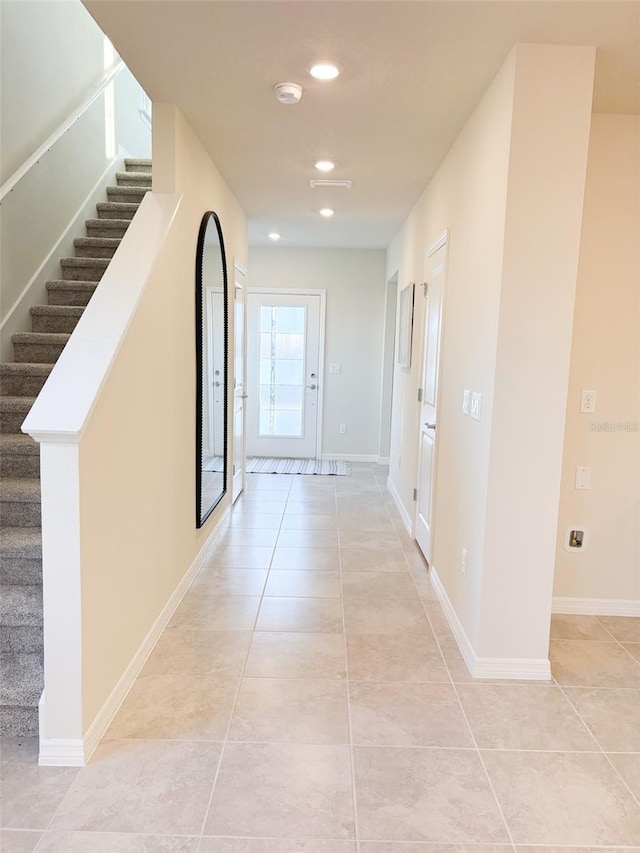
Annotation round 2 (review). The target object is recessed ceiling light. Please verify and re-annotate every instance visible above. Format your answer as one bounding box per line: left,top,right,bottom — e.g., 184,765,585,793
315,160,335,172
308,62,340,81
319,208,335,217
268,232,281,241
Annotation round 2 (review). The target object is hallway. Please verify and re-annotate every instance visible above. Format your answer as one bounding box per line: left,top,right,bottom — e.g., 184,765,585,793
2,464,639,851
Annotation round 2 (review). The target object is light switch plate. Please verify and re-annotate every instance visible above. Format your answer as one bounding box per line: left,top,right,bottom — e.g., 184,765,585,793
462,389,470,415
575,466,591,490
330,363,342,374
470,392,482,421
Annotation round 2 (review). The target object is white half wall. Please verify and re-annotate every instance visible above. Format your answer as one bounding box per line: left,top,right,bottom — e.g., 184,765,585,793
24,104,247,762
248,247,387,458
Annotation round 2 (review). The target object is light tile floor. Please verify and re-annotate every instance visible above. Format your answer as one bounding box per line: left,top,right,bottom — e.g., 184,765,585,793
2,463,639,852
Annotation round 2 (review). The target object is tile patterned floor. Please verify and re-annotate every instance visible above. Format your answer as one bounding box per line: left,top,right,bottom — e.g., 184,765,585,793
2,464,639,852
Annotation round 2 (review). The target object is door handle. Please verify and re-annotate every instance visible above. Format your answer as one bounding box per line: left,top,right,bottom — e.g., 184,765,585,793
425,422,436,430
241,393,248,399
306,384,318,390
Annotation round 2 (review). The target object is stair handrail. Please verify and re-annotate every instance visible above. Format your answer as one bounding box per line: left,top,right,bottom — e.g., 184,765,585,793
0,59,126,204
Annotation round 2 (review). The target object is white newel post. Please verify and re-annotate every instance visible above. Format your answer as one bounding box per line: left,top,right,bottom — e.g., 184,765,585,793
28,437,85,766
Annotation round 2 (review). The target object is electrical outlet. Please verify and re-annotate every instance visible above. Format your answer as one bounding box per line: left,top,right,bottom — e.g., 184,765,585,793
580,390,596,413
461,547,468,575
339,423,347,434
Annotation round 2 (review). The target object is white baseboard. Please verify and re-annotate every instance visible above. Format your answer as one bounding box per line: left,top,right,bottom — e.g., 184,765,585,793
321,453,379,462
553,596,640,617
430,566,552,681
386,476,413,536
38,506,230,767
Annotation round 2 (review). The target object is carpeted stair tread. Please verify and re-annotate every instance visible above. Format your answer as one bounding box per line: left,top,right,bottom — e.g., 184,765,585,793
125,158,152,172
46,279,98,303
30,305,84,318
12,332,70,345
73,236,121,258
0,478,41,503
0,434,39,457
96,201,141,220
0,363,52,398
0,396,36,413
0,396,35,434
85,218,131,237
106,185,149,200
0,434,40,478
0,651,43,706
0,586,43,626
59,257,110,281
30,304,84,334
116,171,152,186
0,527,42,560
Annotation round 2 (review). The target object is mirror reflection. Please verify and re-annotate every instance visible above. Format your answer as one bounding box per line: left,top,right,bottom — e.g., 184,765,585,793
196,211,228,527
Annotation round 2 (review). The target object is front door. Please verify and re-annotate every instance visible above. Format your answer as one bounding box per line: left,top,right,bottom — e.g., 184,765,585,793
247,290,323,458
415,232,448,563
232,260,247,502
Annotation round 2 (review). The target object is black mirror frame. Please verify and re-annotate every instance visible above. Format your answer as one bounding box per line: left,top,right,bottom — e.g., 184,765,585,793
195,210,229,528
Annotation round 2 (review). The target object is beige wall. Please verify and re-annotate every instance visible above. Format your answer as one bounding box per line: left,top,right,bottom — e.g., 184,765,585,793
79,105,247,726
554,114,640,605
387,44,596,667
248,247,387,458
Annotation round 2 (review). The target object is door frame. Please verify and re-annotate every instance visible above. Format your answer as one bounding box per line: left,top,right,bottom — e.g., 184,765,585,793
232,258,247,502
414,228,449,556
247,287,326,460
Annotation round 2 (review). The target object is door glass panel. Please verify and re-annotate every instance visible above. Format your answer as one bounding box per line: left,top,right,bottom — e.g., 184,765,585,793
258,305,306,437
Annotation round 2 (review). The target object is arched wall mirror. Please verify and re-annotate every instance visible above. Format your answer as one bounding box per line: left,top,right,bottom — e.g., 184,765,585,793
196,211,228,527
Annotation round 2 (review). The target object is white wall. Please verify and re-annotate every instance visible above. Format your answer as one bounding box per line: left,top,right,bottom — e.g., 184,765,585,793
554,114,640,609
24,104,247,759
0,0,151,359
0,0,105,183
387,44,596,673
248,247,387,459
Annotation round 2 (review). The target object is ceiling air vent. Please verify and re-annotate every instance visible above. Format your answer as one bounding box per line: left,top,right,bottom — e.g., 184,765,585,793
309,179,352,189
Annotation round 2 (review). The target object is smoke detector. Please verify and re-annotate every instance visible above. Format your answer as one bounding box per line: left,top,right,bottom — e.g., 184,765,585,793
274,82,303,105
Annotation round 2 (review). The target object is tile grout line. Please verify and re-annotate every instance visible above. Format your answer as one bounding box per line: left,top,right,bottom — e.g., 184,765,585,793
337,476,362,851
556,681,640,810
195,475,292,850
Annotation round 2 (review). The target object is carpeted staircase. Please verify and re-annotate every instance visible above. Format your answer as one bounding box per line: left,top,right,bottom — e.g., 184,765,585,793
0,158,152,736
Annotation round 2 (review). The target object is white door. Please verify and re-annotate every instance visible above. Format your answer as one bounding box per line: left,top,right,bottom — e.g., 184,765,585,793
232,261,247,502
415,233,448,563
207,289,226,459
247,290,324,459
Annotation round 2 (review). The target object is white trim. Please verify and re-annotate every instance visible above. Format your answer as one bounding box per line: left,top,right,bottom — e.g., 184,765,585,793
38,507,230,767
552,596,640,617
414,228,450,562
430,566,552,681
0,156,122,336
0,61,125,202
321,453,378,463
377,456,390,465
426,228,449,257
386,476,414,536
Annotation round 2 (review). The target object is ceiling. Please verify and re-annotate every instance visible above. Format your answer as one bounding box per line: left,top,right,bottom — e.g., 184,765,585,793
85,1,639,250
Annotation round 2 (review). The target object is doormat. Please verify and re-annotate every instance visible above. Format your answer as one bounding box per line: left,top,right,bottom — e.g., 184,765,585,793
204,456,351,476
